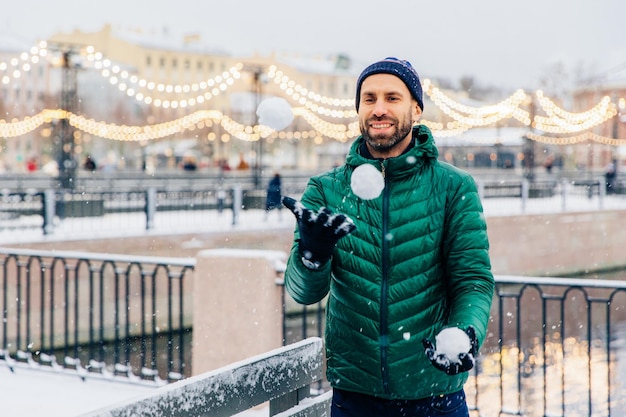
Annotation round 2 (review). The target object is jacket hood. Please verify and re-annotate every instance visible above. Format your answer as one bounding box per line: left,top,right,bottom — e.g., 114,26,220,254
345,125,439,176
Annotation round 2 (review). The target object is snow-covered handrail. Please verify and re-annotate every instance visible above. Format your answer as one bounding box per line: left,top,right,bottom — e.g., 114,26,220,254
0,246,196,267
495,274,626,289
79,337,330,417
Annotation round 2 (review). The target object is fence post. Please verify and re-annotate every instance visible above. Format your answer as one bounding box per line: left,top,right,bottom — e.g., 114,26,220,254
42,189,56,235
598,177,605,210
145,187,156,230
191,248,286,375
476,180,485,201
232,185,242,226
521,179,529,213
561,178,568,212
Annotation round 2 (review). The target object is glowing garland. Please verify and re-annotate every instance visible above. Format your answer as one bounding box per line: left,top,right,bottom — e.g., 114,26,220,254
0,113,49,136
533,91,617,133
267,65,357,120
266,65,354,108
1,108,624,147
526,131,626,146
423,80,530,127
0,44,623,144
0,41,48,85
85,47,243,108
291,107,354,141
0,108,292,142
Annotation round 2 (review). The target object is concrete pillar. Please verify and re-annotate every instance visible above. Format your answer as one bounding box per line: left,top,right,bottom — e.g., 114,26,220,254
191,248,286,375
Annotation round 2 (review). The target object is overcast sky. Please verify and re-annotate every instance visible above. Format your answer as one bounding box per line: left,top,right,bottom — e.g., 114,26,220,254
4,0,625,90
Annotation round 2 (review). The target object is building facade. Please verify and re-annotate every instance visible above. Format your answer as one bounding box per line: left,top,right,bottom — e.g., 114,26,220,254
0,34,54,172
2,25,623,178
47,25,359,173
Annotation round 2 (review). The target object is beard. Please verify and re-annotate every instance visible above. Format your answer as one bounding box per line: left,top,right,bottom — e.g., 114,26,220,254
360,110,414,154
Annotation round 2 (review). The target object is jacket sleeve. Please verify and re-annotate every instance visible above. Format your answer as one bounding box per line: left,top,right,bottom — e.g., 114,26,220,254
443,174,495,347
284,177,334,305
285,244,333,305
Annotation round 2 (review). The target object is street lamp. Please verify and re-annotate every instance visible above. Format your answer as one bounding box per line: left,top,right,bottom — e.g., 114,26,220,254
253,69,264,188
52,47,80,189
523,92,536,181
238,64,266,187
242,64,293,188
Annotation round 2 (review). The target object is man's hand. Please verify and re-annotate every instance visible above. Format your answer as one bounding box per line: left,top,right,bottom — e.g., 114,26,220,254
282,196,356,269
422,326,478,375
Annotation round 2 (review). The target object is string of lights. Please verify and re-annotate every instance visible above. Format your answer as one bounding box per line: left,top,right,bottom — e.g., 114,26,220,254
1,106,623,146
536,90,613,122
1,43,624,144
267,65,357,119
423,80,530,126
0,108,322,142
85,47,244,108
533,91,618,133
526,131,625,146
0,41,48,85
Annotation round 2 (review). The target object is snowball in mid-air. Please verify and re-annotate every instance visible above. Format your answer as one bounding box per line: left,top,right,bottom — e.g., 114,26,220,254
351,164,384,200
435,327,471,363
256,97,294,130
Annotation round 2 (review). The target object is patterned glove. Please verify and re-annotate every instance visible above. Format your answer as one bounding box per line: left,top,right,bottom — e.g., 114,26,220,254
422,326,478,375
282,196,356,269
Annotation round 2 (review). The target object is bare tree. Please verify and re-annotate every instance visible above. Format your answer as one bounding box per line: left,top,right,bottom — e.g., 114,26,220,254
538,61,570,99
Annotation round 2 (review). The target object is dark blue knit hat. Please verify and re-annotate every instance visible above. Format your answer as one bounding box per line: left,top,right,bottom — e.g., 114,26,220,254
355,57,424,111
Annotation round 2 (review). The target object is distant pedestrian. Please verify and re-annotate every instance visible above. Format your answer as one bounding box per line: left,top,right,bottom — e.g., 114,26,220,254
605,161,617,194
83,155,97,171
26,157,38,172
182,156,197,171
216,187,226,214
265,173,282,219
544,155,554,174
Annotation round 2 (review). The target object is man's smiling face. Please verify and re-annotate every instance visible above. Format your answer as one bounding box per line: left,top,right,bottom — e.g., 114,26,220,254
357,73,421,159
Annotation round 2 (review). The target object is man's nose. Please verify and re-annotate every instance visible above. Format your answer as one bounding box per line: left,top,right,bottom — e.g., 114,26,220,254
372,99,388,116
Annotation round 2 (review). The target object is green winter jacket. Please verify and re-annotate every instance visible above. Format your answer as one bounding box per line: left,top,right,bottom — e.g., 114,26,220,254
284,124,494,400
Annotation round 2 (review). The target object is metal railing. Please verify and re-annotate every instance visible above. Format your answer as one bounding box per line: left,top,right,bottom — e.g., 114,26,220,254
0,170,315,194
286,275,626,417
0,247,195,382
0,174,625,240
80,338,331,417
2,248,626,415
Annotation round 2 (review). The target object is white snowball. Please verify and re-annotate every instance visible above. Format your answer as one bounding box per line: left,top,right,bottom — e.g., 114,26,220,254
435,327,471,364
256,97,294,130
351,164,384,200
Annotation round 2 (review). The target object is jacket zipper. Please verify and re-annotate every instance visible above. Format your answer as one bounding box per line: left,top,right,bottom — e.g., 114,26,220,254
379,160,390,394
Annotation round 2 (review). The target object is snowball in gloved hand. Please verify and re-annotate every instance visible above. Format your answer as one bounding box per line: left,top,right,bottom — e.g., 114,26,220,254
434,327,471,363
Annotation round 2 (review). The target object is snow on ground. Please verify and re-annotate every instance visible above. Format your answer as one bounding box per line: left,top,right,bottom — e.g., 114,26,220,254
0,207,295,245
2,193,625,245
0,359,270,417
2,194,626,416
0,361,159,416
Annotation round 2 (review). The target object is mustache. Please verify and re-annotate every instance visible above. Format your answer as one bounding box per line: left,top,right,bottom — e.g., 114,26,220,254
366,117,396,124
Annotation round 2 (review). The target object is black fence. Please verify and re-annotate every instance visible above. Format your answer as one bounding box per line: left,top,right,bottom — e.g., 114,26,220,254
0,180,305,238
0,170,313,194
0,176,623,240
286,275,626,417
1,245,626,415
0,248,195,382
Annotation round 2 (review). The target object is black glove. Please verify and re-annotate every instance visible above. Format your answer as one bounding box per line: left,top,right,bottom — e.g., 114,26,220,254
282,196,356,269
422,326,478,375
